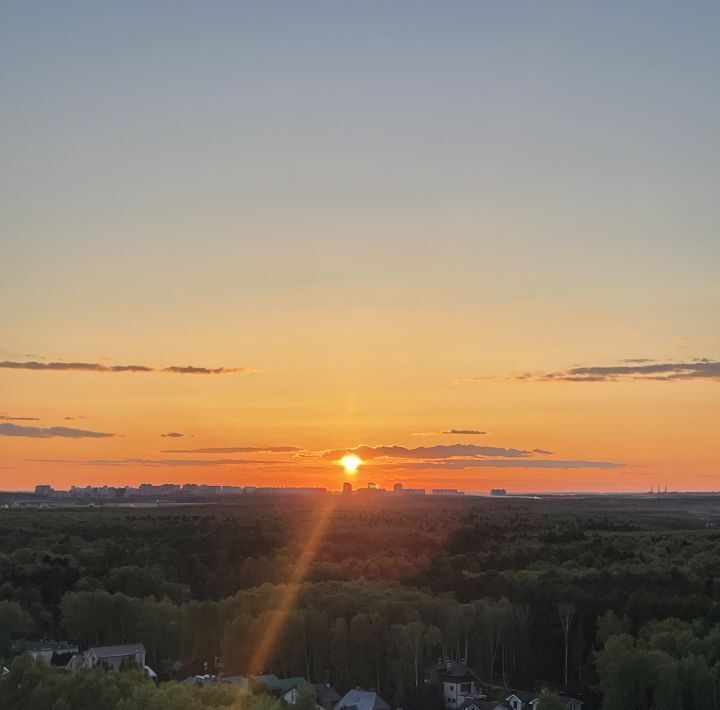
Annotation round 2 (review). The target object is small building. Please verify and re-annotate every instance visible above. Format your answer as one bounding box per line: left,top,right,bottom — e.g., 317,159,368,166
335,689,391,710
252,674,308,697
67,643,147,672
490,489,507,496
429,658,486,710
461,701,508,710
506,691,538,710
315,683,342,709
16,640,78,665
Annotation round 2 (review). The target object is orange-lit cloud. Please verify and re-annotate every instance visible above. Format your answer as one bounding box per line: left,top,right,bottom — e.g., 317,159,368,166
319,443,533,460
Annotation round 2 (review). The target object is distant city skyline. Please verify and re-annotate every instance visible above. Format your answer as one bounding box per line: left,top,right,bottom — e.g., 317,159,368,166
2,3,719,492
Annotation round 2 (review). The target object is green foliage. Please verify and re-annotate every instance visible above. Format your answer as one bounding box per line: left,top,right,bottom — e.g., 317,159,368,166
3,495,720,708
538,690,567,710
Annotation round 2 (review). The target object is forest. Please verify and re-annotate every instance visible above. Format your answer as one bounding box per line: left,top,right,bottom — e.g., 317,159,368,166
2,493,720,710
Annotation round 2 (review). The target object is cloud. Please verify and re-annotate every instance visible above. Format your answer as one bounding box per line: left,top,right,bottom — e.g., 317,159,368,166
411,429,486,436
459,359,720,384
519,359,720,382
393,458,623,470
161,446,302,454
32,457,280,467
319,444,532,461
64,416,86,421
1,423,115,438
533,448,554,454
161,432,185,438
0,360,255,375
162,365,251,375
0,415,41,421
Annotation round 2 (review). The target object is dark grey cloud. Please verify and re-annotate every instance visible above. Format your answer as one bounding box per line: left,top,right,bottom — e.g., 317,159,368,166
162,365,252,375
0,415,41,421
161,432,185,438
394,458,622,470
320,444,531,461
0,360,254,375
412,428,487,436
515,359,720,383
161,446,302,454
1,423,115,438
533,448,554,454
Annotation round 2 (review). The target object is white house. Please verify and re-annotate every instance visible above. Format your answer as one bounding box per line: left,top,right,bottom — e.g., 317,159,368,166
506,691,538,710
67,643,149,673
507,691,583,710
431,659,486,710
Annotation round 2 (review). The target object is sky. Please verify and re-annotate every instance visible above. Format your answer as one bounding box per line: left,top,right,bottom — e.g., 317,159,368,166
1,1,719,492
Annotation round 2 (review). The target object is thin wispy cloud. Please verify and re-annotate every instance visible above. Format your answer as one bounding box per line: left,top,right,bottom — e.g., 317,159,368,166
161,446,302,454
458,359,720,384
411,428,486,436
160,432,186,438
32,457,281,467
0,360,256,375
319,444,532,460
1,423,115,438
0,415,41,421
393,458,622,470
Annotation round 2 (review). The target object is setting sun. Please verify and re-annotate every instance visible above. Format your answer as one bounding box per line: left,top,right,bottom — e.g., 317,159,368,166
340,454,362,474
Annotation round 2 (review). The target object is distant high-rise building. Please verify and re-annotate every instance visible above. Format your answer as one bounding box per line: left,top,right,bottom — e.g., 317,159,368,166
342,482,352,495
393,482,403,493
35,485,53,496
490,488,507,496
367,482,377,490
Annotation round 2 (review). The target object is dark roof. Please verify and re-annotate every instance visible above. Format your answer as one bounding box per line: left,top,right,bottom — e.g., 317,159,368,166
315,684,342,704
336,689,391,710
461,702,507,710
88,643,146,658
507,691,538,704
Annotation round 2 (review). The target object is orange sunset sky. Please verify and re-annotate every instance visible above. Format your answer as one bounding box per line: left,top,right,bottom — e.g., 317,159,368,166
2,3,719,492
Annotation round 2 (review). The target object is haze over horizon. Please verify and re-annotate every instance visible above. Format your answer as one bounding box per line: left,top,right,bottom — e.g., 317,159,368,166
2,2,719,493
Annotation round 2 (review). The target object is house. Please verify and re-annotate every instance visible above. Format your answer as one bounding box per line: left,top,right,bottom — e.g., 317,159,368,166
506,691,538,710
429,658,486,710
460,701,508,710
335,688,391,710
506,691,582,710
314,683,341,709
23,640,79,665
252,673,308,697
67,643,148,672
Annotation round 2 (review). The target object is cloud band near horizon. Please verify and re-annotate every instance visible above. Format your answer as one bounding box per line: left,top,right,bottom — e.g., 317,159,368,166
1,423,114,438
0,360,255,375
458,359,720,383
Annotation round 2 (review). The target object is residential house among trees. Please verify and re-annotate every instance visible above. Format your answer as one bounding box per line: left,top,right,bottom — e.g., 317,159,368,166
429,658,486,709
335,688,391,710
66,643,149,673
314,683,341,709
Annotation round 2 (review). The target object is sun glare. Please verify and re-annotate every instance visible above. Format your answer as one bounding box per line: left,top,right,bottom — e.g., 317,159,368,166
340,454,362,474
